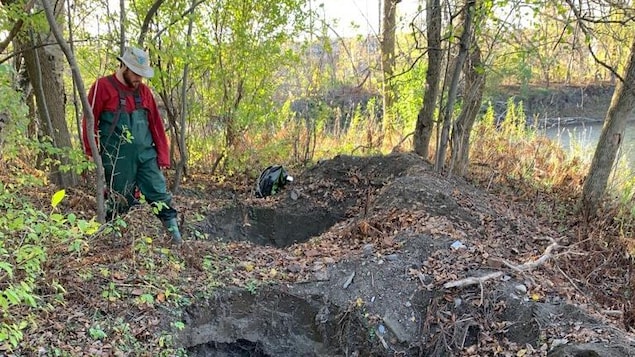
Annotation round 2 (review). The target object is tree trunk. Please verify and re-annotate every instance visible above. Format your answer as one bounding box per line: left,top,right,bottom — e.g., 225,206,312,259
435,0,475,172
450,44,484,176
413,0,441,159
581,38,635,219
120,0,126,52
171,1,195,193
41,0,107,222
17,0,77,187
380,0,401,140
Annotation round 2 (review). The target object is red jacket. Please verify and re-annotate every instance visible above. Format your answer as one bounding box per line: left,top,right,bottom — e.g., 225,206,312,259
81,74,170,167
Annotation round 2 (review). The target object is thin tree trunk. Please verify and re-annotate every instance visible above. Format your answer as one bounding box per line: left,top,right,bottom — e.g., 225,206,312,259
120,0,125,51
66,0,81,144
450,44,484,176
413,0,441,159
41,0,107,222
18,0,77,187
137,0,167,45
171,2,195,193
435,0,475,172
581,38,635,219
380,0,401,142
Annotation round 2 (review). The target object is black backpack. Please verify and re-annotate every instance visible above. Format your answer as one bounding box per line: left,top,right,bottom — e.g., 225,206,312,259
255,165,292,198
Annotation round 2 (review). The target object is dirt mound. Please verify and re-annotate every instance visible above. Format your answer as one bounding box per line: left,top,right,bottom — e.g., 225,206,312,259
181,153,635,356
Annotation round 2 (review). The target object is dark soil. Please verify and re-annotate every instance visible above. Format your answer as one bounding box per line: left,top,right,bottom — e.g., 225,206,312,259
8,85,635,356
179,153,635,356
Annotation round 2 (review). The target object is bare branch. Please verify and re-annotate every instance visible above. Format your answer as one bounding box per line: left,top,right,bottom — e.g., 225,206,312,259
443,271,503,289
443,241,563,289
564,0,625,83
0,0,36,52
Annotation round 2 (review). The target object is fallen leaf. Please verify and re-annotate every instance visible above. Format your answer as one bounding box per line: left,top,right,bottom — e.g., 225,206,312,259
355,297,364,308
243,263,255,272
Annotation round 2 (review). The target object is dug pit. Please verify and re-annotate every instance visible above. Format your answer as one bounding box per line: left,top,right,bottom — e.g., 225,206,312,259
200,200,346,247
179,153,635,356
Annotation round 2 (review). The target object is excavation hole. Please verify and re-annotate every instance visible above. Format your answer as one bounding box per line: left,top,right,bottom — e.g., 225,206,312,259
202,204,344,247
188,339,269,357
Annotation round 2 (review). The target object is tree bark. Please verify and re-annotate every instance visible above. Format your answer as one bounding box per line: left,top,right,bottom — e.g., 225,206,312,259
380,0,401,140
137,0,167,46
120,0,126,53
171,0,195,193
413,0,441,159
435,0,475,172
17,0,77,187
450,44,484,176
581,38,635,219
41,0,107,222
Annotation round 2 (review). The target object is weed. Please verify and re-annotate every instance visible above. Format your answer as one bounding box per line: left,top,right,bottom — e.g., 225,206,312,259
89,325,107,340
245,279,259,295
101,282,121,302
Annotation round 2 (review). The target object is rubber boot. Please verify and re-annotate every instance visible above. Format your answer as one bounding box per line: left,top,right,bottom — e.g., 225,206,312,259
163,218,183,245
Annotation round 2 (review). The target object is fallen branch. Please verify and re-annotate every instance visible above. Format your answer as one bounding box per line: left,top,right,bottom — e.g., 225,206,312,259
443,241,562,289
500,241,561,272
443,272,503,289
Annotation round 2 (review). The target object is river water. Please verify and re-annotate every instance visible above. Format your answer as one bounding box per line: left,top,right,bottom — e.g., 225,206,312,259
542,120,635,170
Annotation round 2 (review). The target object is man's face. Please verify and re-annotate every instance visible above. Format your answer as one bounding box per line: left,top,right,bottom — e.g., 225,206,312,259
123,67,143,88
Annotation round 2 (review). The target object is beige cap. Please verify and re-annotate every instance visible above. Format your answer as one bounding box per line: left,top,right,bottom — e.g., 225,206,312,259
117,47,154,78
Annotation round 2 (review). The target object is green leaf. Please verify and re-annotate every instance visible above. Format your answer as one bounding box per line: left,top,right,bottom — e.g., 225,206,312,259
51,190,66,208
5,289,20,305
50,213,65,223
77,220,100,235
0,295,8,310
0,262,13,278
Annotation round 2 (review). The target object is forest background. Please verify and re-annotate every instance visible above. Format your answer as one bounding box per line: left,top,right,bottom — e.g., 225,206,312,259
2,0,635,353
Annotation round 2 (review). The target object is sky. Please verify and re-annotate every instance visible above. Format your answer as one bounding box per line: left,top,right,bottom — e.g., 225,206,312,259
316,0,423,37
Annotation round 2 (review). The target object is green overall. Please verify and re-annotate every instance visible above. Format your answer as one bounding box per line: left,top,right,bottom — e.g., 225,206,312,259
99,76,176,222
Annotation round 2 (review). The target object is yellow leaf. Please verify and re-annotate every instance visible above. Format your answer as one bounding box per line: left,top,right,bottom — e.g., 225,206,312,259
51,189,66,208
244,263,255,272
516,349,527,357
269,268,278,277
355,297,364,308
531,293,541,301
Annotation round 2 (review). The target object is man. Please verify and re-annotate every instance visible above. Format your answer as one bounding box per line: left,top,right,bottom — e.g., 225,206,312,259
82,46,182,244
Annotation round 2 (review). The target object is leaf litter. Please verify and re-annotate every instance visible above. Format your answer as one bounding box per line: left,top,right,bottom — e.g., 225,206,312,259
2,152,635,356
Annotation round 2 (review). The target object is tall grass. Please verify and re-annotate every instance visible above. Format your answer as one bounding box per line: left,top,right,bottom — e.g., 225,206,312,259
470,100,587,192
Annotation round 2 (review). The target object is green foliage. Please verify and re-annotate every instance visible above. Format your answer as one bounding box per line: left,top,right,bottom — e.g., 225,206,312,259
0,65,30,158
89,326,107,340
0,180,100,350
245,279,259,295
101,282,122,302
392,59,426,133
471,99,577,189
500,98,528,139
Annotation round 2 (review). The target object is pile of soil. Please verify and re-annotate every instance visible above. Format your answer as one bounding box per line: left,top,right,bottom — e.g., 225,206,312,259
177,153,635,356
